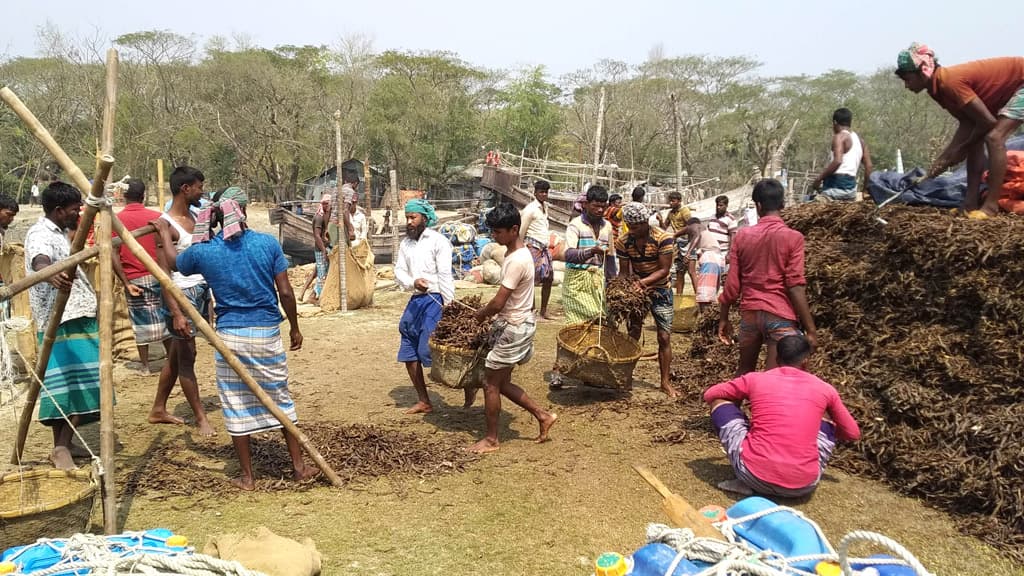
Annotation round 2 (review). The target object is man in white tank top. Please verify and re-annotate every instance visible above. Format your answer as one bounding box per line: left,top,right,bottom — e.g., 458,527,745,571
810,108,873,202
150,165,215,437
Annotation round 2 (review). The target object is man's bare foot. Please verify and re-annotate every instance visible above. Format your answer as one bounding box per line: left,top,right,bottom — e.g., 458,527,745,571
462,388,478,409
405,401,433,415
660,384,681,398
49,447,76,471
535,412,558,443
230,476,256,491
148,410,185,426
717,478,754,496
293,465,321,482
196,420,217,437
466,438,499,454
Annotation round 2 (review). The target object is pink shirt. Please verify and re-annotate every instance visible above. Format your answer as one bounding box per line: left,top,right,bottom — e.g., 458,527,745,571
704,366,861,489
719,215,805,320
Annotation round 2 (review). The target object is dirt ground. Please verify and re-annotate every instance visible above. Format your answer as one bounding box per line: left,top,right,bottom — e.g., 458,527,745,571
1,205,1021,574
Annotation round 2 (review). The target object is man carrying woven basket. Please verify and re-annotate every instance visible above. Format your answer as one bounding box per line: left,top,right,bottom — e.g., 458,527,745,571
615,202,679,397
394,199,458,415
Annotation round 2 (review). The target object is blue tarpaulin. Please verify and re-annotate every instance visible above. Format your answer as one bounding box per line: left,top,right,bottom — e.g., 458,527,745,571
867,135,1024,207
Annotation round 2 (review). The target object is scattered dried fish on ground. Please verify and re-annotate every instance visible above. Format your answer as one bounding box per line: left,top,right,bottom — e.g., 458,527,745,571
121,422,478,499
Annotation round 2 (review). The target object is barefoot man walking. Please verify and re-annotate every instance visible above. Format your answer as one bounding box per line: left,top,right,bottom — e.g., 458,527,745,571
394,198,460,414
468,203,557,454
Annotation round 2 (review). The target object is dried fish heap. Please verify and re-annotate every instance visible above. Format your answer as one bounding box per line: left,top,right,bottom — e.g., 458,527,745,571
606,276,648,328
430,294,492,350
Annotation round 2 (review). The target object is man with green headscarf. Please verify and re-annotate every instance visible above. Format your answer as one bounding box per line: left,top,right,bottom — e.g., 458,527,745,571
896,43,1024,218
394,198,459,414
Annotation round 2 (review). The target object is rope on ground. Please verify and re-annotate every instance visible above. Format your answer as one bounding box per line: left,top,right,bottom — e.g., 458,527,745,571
647,503,934,576
10,533,268,576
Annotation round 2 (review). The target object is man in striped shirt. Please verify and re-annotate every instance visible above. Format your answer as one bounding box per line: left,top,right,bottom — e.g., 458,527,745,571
616,202,679,397
706,195,737,279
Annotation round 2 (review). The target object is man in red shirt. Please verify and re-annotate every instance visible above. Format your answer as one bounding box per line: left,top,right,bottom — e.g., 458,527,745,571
113,178,170,376
718,179,817,375
896,43,1024,218
704,334,860,497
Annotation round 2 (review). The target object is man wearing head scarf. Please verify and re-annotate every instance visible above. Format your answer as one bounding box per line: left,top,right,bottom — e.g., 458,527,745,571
615,202,679,397
176,197,316,490
394,199,458,414
896,43,1024,218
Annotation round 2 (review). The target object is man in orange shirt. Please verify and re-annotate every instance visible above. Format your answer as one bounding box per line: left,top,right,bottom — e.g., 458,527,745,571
896,43,1024,218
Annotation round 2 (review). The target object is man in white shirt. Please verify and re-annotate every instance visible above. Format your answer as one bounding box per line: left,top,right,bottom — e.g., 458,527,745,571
518,180,554,319
350,204,369,246
394,199,457,415
30,180,41,206
707,195,738,279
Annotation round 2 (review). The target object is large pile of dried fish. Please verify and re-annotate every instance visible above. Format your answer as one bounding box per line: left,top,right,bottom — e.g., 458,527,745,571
430,294,492,349
121,422,478,499
606,276,648,328
669,203,1024,558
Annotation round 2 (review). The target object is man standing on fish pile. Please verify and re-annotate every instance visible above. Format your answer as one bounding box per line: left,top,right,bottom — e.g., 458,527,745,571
896,43,1024,218
718,179,817,376
684,217,724,311
549,185,615,389
656,191,696,296
394,199,459,414
616,202,679,397
809,108,872,202
705,334,860,496
519,180,555,320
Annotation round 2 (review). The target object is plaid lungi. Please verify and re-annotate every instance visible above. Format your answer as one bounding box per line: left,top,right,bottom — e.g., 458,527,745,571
313,248,329,297
37,317,103,425
562,266,605,325
215,326,297,436
126,274,171,345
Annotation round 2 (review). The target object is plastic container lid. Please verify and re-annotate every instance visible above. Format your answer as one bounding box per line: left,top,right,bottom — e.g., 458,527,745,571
815,561,841,576
0,561,16,574
166,534,189,547
699,505,727,523
594,552,630,576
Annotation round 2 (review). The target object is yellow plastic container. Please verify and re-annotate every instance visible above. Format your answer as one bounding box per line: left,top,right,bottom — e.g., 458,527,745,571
815,561,841,576
594,552,631,576
0,561,16,574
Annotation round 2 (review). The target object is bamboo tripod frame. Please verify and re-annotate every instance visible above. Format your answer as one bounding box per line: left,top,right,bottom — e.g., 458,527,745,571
1,59,344,531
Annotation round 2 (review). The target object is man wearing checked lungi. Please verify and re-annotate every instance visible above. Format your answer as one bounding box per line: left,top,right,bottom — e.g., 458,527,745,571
112,178,171,375
393,198,460,414
176,195,317,490
25,182,101,470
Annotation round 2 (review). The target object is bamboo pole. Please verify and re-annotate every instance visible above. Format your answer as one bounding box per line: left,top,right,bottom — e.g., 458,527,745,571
157,159,165,210
390,169,399,264
0,226,154,302
363,157,372,229
671,94,683,198
333,111,348,313
97,208,116,533
98,47,118,535
592,86,605,184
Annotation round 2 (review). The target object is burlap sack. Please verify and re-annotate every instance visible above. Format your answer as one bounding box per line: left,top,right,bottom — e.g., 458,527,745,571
204,526,321,576
318,241,376,311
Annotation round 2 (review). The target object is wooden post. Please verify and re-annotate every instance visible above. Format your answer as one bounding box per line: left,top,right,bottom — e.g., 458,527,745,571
592,86,605,184
98,47,118,534
363,157,372,233
97,208,116,533
390,169,400,264
333,111,348,313
157,159,165,210
671,94,683,199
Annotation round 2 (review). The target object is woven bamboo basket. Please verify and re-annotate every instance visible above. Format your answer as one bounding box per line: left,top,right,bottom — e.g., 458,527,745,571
0,467,97,547
555,323,642,390
427,340,485,389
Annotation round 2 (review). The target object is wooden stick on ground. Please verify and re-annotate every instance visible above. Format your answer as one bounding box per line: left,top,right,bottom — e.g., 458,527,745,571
633,465,723,540
3,85,343,488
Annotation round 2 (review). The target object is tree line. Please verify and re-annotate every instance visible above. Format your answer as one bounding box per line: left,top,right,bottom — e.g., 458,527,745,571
0,26,956,202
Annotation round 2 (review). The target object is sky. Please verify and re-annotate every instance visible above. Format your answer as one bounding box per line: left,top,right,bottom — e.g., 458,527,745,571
3,0,1019,78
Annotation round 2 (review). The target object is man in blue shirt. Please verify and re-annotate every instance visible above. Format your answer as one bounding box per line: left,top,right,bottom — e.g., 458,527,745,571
177,192,317,490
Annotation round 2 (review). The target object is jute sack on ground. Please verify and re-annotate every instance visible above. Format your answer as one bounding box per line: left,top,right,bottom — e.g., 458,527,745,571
319,241,375,311
204,525,321,576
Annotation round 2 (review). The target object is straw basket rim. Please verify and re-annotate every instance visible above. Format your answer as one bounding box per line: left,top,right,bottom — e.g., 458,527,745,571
556,323,642,363
0,466,97,519
428,339,480,356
